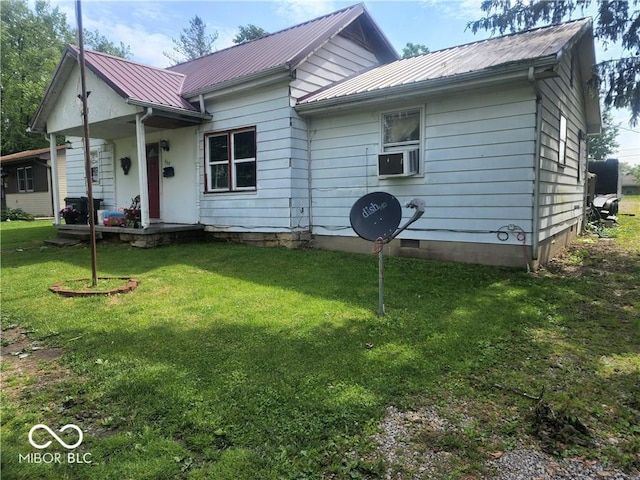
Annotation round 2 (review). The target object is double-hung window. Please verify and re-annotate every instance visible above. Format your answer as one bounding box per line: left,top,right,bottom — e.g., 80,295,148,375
17,166,34,192
205,128,256,192
558,114,567,167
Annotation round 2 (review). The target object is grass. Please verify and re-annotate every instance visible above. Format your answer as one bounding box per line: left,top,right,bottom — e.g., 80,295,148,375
1,200,638,479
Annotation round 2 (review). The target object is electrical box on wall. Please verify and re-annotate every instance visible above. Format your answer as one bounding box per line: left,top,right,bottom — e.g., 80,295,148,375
377,149,420,178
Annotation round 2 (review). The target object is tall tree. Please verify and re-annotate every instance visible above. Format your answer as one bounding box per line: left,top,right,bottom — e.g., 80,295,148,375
233,24,268,44
588,109,620,160
467,0,640,126
83,29,131,58
164,15,218,64
1,0,132,155
1,0,73,154
402,42,430,59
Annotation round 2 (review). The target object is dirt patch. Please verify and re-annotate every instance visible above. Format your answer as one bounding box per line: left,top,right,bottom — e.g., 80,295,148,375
0,325,69,398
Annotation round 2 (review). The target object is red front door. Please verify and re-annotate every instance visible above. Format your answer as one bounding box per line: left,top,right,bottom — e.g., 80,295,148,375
146,144,160,219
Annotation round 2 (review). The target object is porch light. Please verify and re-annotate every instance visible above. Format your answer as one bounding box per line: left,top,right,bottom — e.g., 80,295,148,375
65,139,73,149
160,140,170,151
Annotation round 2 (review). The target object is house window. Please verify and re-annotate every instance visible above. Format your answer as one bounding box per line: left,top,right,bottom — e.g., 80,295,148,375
382,110,421,149
205,128,256,191
558,114,567,167
90,149,100,184
17,167,33,192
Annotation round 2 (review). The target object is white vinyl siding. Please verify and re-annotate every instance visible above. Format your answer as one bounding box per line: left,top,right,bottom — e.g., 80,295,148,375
308,85,538,244
198,84,296,231
536,48,588,241
291,35,380,100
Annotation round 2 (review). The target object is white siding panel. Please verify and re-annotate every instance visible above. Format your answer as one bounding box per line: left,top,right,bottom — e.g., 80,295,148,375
308,86,537,245
198,84,302,230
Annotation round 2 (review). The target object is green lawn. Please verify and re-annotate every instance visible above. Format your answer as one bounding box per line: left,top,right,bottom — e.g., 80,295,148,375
1,203,638,479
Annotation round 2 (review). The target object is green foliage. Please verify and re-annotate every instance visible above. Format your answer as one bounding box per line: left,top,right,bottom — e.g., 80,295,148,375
0,0,132,156
588,109,620,160
164,15,218,64
82,29,131,58
468,0,640,126
401,42,430,58
0,0,73,154
233,24,269,44
0,208,35,222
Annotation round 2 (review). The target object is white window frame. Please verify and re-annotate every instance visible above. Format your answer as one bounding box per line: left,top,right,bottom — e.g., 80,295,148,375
381,108,423,151
17,166,34,192
90,149,100,184
559,114,567,167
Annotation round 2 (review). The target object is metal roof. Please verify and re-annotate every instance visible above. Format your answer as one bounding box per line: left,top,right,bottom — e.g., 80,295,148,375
298,19,593,106
168,3,397,96
1,146,65,163
72,47,199,112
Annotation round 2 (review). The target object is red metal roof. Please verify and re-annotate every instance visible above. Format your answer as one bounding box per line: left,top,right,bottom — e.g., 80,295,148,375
69,47,198,112
169,3,395,96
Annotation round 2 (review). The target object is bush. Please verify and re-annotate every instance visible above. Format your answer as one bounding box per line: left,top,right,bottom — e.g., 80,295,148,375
1,208,35,222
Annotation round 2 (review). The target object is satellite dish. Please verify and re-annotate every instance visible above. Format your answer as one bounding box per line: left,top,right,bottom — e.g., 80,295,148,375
350,191,402,241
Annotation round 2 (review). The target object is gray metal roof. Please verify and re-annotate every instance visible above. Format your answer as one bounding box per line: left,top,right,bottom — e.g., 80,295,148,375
169,3,397,96
298,19,593,106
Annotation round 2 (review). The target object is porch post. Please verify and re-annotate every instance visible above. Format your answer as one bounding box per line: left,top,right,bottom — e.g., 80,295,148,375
135,110,150,228
50,135,61,225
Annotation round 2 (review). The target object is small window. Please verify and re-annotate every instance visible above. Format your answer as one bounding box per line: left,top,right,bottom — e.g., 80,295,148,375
558,114,567,167
17,167,33,192
90,149,100,184
382,110,420,149
205,128,256,192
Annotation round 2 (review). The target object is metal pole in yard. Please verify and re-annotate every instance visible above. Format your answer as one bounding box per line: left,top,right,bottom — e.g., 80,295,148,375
378,247,385,317
76,0,98,287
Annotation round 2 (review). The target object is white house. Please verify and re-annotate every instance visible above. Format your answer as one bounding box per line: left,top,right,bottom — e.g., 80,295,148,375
30,3,600,268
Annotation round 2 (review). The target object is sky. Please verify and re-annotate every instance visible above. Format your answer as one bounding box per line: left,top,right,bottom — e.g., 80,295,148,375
47,0,639,166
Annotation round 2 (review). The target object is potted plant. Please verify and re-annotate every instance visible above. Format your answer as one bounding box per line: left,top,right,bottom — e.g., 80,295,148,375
60,206,80,224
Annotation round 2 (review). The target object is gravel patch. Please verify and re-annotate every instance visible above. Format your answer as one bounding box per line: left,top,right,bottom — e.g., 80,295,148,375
372,405,639,480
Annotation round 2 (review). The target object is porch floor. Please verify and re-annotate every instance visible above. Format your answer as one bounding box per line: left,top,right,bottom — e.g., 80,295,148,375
54,223,206,248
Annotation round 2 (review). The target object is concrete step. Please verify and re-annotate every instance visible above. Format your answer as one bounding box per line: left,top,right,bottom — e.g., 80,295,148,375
44,237,82,247
58,230,103,241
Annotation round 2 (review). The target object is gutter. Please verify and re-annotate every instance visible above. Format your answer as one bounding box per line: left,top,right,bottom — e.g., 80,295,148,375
528,66,543,263
182,65,292,100
126,99,211,120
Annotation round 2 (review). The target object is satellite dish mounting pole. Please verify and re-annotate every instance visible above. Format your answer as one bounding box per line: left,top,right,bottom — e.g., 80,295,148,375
378,242,385,316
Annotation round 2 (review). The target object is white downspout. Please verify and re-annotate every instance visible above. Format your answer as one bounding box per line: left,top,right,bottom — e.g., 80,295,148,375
46,134,61,225
528,67,542,263
136,108,153,228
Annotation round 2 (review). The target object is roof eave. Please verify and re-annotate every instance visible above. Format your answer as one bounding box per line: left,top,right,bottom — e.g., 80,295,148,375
182,65,292,100
126,99,212,120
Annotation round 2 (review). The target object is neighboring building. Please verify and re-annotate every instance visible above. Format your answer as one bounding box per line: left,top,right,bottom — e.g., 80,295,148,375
622,174,640,195
0,146,67,216
30,3,600,268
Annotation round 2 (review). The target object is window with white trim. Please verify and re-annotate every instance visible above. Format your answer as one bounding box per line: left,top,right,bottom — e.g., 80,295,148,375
558,114,567,167
382,110,421,150
17,166,34,192
205,128,256,192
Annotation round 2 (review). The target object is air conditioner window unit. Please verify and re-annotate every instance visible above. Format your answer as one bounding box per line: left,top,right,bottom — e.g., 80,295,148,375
377,149,420,178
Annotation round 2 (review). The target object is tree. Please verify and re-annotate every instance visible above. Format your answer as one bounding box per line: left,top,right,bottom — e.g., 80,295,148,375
164,15,218,64
402,42,430,59
467,0,640,126
83,29,131,58
233,24,268,44
1,0,132,155
621,162,640,182
1,0,73,154
588,109,620,160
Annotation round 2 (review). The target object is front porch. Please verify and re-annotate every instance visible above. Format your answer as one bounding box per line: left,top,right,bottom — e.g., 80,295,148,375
54,223,205,248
